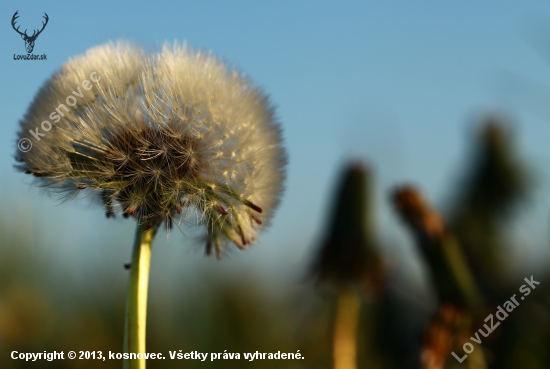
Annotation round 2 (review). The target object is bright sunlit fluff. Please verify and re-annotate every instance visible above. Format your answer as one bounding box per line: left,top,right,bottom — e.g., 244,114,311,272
15,41,286,256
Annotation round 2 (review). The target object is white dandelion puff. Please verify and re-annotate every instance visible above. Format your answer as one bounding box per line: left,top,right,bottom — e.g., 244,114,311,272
15,41,287,257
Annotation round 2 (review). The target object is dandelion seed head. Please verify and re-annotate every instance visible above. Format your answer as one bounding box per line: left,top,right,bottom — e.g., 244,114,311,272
15,41,286,255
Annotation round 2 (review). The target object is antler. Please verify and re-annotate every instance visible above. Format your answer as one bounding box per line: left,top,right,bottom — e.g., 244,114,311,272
29,13,49,39
11,11,27,37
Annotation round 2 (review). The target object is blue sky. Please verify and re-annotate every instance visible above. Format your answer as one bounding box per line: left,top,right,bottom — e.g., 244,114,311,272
1,0,550,286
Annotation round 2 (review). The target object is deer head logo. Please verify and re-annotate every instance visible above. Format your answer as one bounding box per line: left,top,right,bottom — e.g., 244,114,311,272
12,11,49,54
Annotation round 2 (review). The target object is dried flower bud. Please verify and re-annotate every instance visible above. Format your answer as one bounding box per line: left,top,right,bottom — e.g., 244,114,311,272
392,186,481,310
391,186,447,240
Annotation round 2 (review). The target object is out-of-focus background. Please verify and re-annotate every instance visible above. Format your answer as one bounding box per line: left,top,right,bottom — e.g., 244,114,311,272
1,1,550,368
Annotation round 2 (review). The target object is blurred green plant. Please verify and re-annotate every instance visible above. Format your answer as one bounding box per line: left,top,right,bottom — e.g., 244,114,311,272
309,163,385,369
448,117,531,290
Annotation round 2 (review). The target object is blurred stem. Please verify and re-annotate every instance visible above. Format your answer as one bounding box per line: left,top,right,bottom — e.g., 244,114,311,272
123,223,155,369
333,288,361,369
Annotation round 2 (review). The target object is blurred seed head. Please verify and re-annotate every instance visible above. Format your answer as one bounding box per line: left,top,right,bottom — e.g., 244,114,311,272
14,42,286,255
456,116,530,218
310,162,384,291
448,116,531,282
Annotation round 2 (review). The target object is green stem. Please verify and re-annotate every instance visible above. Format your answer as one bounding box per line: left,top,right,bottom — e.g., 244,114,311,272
333,288,361,369
123,223,155,369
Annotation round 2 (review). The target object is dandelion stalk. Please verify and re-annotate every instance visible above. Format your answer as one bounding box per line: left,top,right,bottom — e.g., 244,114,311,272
123,223,155,369
333,287,361,369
